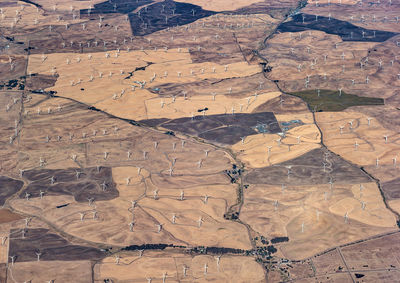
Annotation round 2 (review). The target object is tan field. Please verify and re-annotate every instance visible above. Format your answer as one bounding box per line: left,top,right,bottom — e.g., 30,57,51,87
28,0,105,12
17,145,83,171
9,165,251,249
1,0,399,280
241,182,397,260
389,199,400,214
95,251,265,282
0,0,93,29
112,166,150,200
7,260,92,283
18,96,131,170
175,0,264,11
27,49,264,120
316,111,400,167
137,196,251,249
144,91,281,120
232,123,321,168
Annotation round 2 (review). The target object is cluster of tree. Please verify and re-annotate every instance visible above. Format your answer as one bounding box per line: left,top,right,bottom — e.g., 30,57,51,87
190,246,248,255
271,237,289,244
225,164,242,184
267,245,277,254
254,235,269,245
223,211,239,220
255,245,277,256
31,90,56,95
122,243,173,251
0,79,24,90
260,236,268,245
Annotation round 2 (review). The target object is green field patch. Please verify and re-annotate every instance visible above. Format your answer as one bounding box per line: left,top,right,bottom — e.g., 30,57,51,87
289,89,384,112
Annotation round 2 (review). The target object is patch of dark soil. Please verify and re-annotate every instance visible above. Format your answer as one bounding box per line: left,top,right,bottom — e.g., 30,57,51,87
8,228,106,262
0,176,24,206
140,112,281,145
245,148,371,185
20,167,118,203
128,0,216,36
277,13,397,42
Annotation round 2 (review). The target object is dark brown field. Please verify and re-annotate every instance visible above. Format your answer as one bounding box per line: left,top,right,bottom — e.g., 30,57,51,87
20,167,119,202
8,228,106,262
141,112,281,145
0,176,24,206
245,148,371,186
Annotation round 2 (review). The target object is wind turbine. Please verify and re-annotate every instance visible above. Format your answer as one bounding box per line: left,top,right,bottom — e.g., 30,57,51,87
361,201,366,210
183,265,188,277
35,251,41,261
197,216,203,228
216,255,222,271
344,212,349,224
384,135,388,143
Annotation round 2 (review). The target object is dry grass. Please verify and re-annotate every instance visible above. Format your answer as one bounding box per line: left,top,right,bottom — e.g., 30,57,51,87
316,111,400,167
95,251,265,282
7,260,92,283
27,49,263,120
241,182,397,260
175,0,265,11
232,123,321,168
